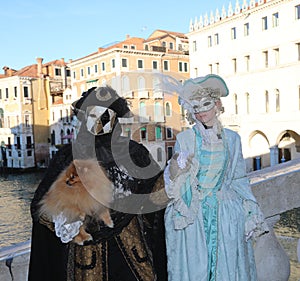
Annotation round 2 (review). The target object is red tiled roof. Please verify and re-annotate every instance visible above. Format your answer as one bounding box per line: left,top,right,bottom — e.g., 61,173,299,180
13,64,38,78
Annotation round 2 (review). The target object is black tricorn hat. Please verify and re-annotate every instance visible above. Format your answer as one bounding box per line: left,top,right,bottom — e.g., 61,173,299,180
72,86,133,120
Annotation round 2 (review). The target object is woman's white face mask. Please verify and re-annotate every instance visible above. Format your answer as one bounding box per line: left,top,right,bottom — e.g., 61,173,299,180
85,106,117,135
191,96,215,114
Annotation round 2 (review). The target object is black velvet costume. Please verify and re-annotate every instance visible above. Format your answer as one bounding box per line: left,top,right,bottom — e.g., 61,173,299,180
28,87,168,281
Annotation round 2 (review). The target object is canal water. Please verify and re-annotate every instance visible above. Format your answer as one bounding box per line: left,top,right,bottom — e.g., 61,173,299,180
0,172,299,280
0,171,45,248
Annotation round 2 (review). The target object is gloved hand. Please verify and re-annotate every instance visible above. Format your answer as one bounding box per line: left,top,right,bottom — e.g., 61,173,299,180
168,152,193,181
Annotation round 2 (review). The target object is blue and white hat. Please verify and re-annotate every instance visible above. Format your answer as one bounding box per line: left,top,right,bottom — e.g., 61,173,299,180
179,74,229,114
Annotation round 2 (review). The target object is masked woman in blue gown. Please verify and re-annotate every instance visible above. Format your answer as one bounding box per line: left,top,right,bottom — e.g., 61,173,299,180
164,74,269,281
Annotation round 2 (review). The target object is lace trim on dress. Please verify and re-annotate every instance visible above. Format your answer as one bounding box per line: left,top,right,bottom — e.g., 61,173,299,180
53,212,83,243
243,200,269,241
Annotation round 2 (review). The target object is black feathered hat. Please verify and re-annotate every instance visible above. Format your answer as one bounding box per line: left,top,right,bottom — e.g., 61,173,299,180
71,86,133,120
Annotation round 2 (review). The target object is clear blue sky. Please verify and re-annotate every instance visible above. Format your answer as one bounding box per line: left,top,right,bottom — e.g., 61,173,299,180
1,0,228,70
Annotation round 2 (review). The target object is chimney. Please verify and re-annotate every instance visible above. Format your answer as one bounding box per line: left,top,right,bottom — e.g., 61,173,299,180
126,34,130,40
61,58,65,65
36,57,43,77
3,66,9,76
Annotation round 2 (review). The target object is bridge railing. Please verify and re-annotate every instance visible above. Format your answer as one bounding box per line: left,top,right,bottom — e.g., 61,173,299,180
1,158,300,281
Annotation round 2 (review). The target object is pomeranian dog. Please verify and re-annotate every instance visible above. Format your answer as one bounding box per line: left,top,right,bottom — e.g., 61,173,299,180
39,158,114,245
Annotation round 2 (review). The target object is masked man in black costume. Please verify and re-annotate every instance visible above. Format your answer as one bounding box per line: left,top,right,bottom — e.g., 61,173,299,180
28,86,168,281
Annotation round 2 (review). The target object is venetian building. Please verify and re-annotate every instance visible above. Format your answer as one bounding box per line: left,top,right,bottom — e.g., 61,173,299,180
188,0,300,171
0,58,72,168
68,30,190,168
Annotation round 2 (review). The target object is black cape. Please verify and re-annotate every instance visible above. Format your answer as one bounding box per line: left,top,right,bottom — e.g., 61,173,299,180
28,133,167,281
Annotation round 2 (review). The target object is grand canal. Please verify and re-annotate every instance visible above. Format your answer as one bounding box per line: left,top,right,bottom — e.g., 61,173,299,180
0,171,299,280
0,170,44,248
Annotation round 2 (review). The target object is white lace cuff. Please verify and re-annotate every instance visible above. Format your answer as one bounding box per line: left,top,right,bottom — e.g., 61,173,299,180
53,213,83,243
244,200,269,241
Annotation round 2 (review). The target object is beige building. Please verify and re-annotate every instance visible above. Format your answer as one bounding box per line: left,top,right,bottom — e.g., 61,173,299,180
68,29,190,168
188,0,300,171
0,58,71,168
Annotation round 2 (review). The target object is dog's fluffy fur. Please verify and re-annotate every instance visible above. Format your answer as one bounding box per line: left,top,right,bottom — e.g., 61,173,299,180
39,159,114,245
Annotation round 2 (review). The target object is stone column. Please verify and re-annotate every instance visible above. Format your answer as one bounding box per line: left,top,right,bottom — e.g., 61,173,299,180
269,145,279,166
254,215,290,281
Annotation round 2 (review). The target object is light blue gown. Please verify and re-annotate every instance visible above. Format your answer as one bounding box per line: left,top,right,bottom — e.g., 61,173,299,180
164,125,268,281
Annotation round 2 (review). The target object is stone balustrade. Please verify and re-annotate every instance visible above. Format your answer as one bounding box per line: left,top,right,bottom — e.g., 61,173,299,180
1,158,300,280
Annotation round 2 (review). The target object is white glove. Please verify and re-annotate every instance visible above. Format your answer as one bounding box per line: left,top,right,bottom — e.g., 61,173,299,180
169,152,193,181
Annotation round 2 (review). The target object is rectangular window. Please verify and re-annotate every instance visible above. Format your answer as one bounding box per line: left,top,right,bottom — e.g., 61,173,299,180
137,59,143,69
80,68,84,77
262,16,268,30
296,5,300,20
111,59,115,69
0,89,2,99
214,33,219,45
272,12,279,27
179,62,183,72
14,86,17,98
101,62,105,71
122,58,127,67
55,68,61,76
66,69,71,77
25,115,30,127
244,23,249,36
245,55,250,72
192,40,197,52
297,43,300,61
208,64,213,74
152,61,158,70
5,88,8,99
73,71,76,79
163,61,169,71
263,51,268,68
167,146,173,160
274,48,279,65
208,36,212,47
94,64,98,73
169,42,174,50
299,86,300,110
87,66,91,75
184,62,188,72
232,58,237,73
231,27,237,40
155,126,162,140
215,63,219,74
166,127,173,139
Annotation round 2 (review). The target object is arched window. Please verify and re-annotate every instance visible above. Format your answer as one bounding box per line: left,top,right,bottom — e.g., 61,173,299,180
275,89,280,112
139,101,146,116
165,102,171,116
122,75,130,93
157,147,163,162
0,108,4,128
138,76,146,90
154,101,162,117
233,93,238,114
265,90,269,113
245,92,250,114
